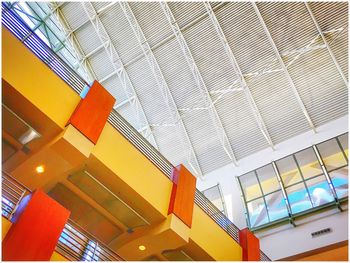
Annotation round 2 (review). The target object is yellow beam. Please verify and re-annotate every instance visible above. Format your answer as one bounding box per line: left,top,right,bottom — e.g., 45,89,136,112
2,27,80,129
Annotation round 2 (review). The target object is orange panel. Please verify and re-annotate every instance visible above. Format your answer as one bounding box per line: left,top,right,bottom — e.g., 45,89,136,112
2,190,70,261
67,81,115,144
239,228,260,261
168,164,196,227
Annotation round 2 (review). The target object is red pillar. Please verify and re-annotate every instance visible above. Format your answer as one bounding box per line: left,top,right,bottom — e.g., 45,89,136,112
168,164,197,227
239,228,260,261
2,190,70,261
67,81,116,144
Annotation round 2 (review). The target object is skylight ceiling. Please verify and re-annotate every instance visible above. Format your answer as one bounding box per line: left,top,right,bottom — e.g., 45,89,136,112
10,2,348,177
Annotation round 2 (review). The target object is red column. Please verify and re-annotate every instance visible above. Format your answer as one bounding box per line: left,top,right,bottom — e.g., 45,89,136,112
239,228,260,261
2,190,70,261
67,81,116,144
168,164,197,227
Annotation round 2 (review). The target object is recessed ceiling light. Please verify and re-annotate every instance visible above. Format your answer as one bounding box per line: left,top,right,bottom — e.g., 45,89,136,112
36,165,44,174
138,245,146,251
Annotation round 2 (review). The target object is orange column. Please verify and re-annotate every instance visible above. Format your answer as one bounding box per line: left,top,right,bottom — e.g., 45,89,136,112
168,164,197,227
239,228,260,261
2,190,70,261
67,81,116,144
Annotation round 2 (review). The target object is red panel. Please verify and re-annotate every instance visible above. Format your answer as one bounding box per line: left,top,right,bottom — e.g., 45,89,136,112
239,228,260,261
67,81,116,144
168,164,196,227
2,190,70,261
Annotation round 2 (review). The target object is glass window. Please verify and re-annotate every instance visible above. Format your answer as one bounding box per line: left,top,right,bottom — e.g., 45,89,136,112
265,191,289,221
329,167,348,199
239,172,262,201
256,164,280,194
247,198,268,227
202,185,226,215
338,134,348,158
306,176,334,207
317,139,348,172
294,148,323,179
276,156,303,187
285,183,312,214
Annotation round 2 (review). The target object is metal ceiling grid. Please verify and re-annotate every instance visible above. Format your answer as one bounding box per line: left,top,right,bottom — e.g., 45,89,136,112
98,4,143,65
257,2,319,53
125,56,174,125
182,15,239,94
308,2,348,80
74,22,102,56
118,102,143,130
257,3,347,127
120,2,203,176
288,48,347,127
92,1,111,12
153,37,205,110
129,2,173,49
181,109,231,174
51,2,96,82
88,49,116,81
214,3,277,75
161,2,239,167
168,2,208,29
151,125,187,170
247,72,311,144
214,92,269,160
100,76,128,105
40,2,348,178
213,3,309,145
60,2,89,30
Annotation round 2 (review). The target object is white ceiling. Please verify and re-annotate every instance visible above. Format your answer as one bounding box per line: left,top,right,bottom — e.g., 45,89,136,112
34,1,348,177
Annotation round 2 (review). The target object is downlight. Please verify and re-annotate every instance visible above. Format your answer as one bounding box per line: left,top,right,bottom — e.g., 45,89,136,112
138,245,146,251
35,165,45,174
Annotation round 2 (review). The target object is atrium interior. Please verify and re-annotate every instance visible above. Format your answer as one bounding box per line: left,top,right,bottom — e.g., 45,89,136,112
1,1,349,262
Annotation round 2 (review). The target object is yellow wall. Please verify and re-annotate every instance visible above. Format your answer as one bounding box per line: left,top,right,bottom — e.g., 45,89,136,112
92,123,173,218
2,27,80,129
2,217,12,240
50,251,69,261
190,205,243,261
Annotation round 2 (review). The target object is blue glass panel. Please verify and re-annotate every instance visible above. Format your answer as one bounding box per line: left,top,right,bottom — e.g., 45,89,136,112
286,183,312,214
306,176,334,206
265,191,289,221
247,198,269,227
330,168,348,199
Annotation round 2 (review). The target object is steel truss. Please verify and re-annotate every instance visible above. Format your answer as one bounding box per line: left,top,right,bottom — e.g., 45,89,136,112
204,2,274,149
305,3,348,88
49,2,96,82
252,2,316,133
119,2,204,177
160,2,238,165
81,2,158,148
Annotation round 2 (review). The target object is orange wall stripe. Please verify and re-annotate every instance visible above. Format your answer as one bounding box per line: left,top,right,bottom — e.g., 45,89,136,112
239,228,260,261
67,81,116,144
2,190,70,261
168,164,196,227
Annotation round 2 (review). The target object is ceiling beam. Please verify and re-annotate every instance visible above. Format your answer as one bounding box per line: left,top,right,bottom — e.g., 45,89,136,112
49,2,96,82
160,2,238,165
252,2,316,133
119,2,204,177
204,2,275,149
81,2,159,149
305,2,348,88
